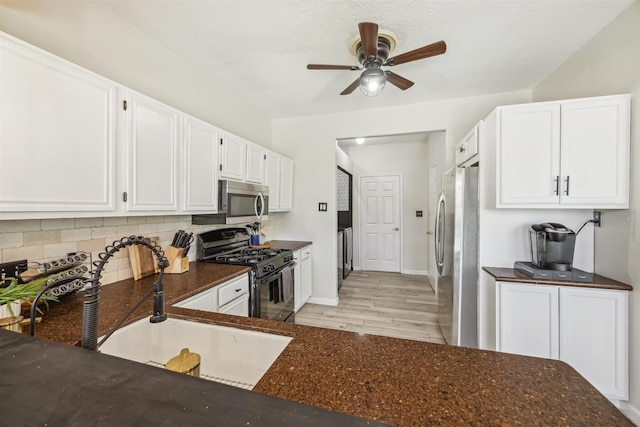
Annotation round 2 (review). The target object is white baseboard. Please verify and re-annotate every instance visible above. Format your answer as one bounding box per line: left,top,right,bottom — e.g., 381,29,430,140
307,296,339,306
619,401,640,425
401,269,427,276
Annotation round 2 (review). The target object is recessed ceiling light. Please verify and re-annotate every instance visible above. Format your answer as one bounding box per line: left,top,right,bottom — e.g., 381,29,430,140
356,137,365,144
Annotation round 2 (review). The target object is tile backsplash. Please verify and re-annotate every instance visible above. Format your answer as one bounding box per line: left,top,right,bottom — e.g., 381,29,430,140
0,215,275,286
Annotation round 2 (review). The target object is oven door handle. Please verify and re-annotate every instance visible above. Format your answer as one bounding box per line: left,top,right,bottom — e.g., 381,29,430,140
255,262,296,284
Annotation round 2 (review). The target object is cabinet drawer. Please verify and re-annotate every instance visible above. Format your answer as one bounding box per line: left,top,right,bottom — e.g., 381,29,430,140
301,247,312,261
218,274,249,306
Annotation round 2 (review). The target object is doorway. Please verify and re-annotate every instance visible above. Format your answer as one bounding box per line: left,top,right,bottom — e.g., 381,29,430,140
359,174,402,272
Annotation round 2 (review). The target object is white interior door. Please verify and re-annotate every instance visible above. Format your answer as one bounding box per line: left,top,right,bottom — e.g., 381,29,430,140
360,175,401,272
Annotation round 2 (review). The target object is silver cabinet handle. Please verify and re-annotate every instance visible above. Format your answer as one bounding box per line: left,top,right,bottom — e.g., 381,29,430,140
554,176,559,196
564,176,570,196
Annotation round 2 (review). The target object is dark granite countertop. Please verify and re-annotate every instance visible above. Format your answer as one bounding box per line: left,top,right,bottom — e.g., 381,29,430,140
268,240,313,251
11,262,633,426
483,266,633,291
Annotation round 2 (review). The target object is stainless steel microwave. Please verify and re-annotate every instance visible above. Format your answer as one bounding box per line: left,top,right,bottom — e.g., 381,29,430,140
192,180,269,225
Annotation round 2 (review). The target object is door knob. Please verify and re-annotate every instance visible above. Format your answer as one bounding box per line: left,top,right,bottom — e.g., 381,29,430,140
426,231,432,235
393,227,399,231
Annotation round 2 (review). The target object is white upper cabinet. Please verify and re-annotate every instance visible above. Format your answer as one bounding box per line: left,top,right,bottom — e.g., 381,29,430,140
183,115,219,212
265,150,293,212
279,156,293,210
0,32,117,213
245,142,266,184
559,96,629,207
455,121,481,167
219,133,246,181
265,151,281,212
124,90,179,211
493,94,630,209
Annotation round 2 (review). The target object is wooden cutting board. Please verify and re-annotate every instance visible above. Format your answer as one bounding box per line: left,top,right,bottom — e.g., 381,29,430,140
128,236,159,280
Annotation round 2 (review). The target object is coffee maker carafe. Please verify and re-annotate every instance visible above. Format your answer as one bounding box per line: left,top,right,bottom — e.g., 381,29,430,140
529,223,576,271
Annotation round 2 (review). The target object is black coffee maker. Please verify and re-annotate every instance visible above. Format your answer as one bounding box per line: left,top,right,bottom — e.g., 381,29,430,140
529,223,576,271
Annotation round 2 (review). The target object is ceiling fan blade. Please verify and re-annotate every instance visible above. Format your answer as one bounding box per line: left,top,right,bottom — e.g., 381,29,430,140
307,64,361,71
340,78,360,96
385,40,447,66
358,22,379,59
385,71,414,90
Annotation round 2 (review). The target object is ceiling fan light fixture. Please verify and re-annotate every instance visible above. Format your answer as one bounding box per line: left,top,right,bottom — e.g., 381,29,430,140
359,67,386,97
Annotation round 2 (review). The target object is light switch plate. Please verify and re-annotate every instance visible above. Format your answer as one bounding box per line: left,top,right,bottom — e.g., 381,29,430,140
318,202,328,212
416,211,423,217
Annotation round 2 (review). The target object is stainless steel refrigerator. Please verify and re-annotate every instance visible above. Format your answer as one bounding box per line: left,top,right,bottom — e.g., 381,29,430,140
435,166,478,348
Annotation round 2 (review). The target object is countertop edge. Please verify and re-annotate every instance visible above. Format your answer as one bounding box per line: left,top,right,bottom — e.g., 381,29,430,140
482,266,633,291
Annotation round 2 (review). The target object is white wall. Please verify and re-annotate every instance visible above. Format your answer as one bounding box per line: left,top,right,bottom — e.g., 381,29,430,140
0,0,271,146
272,90,531,305
347,140,433,275
532,1,640,420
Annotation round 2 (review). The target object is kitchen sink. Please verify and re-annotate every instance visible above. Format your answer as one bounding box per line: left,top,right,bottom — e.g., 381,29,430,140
99,317,292,389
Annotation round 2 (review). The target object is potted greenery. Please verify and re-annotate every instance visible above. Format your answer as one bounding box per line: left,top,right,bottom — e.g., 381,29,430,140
0,276,58,319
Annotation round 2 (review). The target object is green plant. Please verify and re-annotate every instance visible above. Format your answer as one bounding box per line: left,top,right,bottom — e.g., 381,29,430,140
0,275,60,317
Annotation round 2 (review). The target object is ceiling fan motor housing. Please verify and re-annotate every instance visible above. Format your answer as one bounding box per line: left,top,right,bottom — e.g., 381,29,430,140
356,36,393,66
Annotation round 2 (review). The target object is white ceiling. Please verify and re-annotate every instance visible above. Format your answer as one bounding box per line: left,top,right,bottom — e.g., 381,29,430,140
102,0,634,119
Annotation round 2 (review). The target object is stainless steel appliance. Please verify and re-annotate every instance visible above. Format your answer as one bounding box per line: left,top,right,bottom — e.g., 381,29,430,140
435,166,478,348
197,228,295,322
529,223,576,271
192,180,269,225
342,227,353,279
337,230,343,289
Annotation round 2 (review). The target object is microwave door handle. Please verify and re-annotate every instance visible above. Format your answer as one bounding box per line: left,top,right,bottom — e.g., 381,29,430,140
255,192,264,220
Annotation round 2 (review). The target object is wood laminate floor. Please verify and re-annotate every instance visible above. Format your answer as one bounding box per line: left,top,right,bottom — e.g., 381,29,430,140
295,270,446,344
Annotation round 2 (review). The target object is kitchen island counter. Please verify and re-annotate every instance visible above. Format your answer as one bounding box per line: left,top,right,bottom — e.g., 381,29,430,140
7,263,632,426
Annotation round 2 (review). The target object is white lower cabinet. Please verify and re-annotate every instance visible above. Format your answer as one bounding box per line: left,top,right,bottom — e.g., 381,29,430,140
559,287,628,400
173,274,249,317
497,283,559,359
496,281,628,400
294,245,312,311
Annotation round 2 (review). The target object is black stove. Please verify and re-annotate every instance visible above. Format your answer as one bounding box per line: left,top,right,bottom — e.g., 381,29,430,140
196,227,296,322
210,247,293,278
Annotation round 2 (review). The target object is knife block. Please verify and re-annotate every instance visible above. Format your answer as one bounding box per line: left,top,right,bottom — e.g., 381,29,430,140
164,246,189,274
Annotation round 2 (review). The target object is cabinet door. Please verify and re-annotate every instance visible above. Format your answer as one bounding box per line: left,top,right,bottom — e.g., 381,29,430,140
265,151,281,212
219,133,246,181
497,103,561,206
455,124,479,166
183,116,219,212
497,282,559,359
245,143,266,184
0,33,116,212
560,96,630,208
218,294,249,317
293,250,302,311
279,156,294,211
300,246,312,305
559,287,628,400
125,91,179,211
173,287,217,312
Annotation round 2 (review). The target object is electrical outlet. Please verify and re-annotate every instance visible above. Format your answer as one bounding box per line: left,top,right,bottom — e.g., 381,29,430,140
416,211,423,217
593,210,602,227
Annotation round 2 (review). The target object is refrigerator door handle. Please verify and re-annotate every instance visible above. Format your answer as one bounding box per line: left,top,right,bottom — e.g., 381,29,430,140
435,191,446,275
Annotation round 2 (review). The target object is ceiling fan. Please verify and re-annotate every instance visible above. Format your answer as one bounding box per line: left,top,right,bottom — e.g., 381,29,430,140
307,22,446,96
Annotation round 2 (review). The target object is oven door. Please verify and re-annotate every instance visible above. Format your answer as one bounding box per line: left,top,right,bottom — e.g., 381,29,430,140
253,265,295,323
